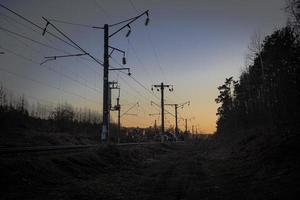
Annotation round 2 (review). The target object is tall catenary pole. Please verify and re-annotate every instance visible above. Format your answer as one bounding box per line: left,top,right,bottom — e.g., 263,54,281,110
160,82,165,134
165,101,189,135
34,7,149,143
99,11,149,143
175,104,178,135
152,82,173,135
117,96,121,143
102,24,109,142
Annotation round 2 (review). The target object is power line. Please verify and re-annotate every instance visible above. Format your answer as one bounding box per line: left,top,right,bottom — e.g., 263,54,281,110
109,71,157,116
0,45,102,94
0,3,81,51
0,7,105,91
109,57,158,104
0,67,99,105
93,0,113,23
127,1,180,106
0,26,69,53
41,17,104,67
2,35,160,125
110,63,175,120
128,75,159,99
47,18,98,28
150,100,176,118
0,10,103,83
146,29,167,81
0,29,43,57
0,11,102,77
0,27,102,89
110,57,159,100
115,72,153,106
0,11,53,42
2,44,150,124
127,0,186,107
128,0,140,13
127,39,155,86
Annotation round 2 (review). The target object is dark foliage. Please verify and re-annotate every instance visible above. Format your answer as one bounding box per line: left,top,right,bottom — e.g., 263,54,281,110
0,86,102,135
216,26,300,134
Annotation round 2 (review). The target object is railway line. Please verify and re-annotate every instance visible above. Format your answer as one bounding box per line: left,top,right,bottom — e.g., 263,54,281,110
0,141,181,155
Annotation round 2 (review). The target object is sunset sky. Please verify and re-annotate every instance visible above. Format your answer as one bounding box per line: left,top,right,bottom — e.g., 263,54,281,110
0,0,287,133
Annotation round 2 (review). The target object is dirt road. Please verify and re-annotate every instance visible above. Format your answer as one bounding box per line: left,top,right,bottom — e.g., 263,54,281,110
122,142,297,200
1,140,298,199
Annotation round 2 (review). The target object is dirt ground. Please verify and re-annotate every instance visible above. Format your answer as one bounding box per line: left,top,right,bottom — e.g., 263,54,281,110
0,135,299,200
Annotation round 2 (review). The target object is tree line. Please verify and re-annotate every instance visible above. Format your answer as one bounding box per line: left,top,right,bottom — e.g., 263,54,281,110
215,0,300,135
0,85,102,133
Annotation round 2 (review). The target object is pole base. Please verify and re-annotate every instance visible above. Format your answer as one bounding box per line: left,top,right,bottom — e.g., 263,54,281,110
101,125,108,142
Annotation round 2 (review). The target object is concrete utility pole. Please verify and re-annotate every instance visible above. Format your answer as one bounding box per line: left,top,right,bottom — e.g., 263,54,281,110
95,10,150,143
165,101,190,135
152,83,173,134
102,24,109,142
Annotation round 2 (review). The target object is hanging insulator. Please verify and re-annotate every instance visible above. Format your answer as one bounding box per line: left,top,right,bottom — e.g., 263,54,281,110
122,57,126,65
42,22,49,36
145,17,150,26
126,29,131,37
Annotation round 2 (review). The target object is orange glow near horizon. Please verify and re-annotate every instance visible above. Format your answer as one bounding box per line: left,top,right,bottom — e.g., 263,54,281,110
110,67,221,134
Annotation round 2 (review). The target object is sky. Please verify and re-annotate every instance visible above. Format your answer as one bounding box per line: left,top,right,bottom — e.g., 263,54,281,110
0,0,288,133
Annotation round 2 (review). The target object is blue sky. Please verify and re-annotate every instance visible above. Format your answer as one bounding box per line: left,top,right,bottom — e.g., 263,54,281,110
0,0,287,132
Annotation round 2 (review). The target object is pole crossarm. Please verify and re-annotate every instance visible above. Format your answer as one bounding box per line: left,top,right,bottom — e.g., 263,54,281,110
152,84,174,92
92,10,149,36
41,17,104,67
108,46,125,55
109,67,131,75
41,53,88,65
44,53,88,59
108,10,149,38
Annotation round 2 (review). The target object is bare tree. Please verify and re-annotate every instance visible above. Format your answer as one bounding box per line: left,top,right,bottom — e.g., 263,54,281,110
286,0,300,33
